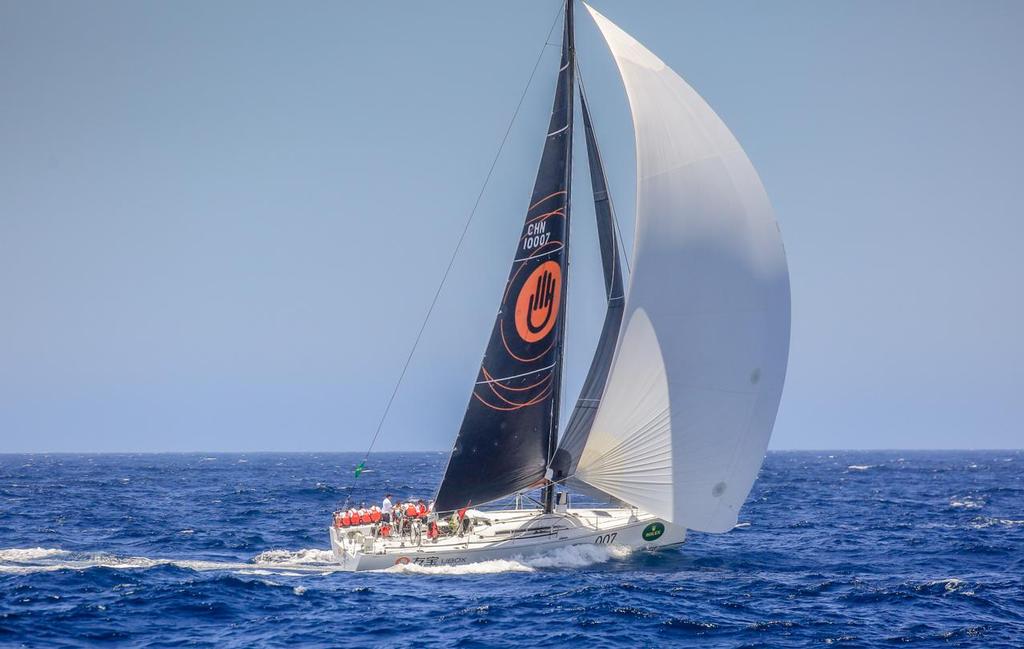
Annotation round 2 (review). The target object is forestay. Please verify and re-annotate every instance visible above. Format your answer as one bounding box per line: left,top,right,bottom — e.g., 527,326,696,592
573,4,791,533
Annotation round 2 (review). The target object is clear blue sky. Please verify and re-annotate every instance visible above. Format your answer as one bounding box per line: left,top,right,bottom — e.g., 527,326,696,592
2,1,1021,452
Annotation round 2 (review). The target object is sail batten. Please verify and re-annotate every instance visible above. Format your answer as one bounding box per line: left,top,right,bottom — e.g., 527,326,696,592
433,3,575,514
573,4,791,532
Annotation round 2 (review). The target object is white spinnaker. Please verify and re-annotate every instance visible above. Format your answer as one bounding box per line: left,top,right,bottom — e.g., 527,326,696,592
575,4,791,533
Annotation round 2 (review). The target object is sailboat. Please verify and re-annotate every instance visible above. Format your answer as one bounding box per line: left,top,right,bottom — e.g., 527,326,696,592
330,1,790,571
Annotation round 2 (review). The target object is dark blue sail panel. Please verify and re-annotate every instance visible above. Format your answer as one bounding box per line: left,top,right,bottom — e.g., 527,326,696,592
434,4,574,514
550,90,625,483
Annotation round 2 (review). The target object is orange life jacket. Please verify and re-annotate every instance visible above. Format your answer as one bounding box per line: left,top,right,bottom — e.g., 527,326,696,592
371,510,381,523
417,503,427,517
360,511,371,524
406,504,417,517
380,524,390,537
341,512,351,526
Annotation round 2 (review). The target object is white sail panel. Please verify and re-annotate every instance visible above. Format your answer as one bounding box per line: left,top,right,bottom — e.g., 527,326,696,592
575,4,791,532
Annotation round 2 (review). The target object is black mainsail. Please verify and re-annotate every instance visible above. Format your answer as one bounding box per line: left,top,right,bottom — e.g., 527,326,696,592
433,2,575,513
549,89,625,483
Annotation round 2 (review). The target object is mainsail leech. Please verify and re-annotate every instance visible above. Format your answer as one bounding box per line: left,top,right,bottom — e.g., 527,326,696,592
434,2,575,514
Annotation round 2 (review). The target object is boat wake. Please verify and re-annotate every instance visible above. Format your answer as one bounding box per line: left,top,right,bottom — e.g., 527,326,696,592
0,547,345,576
1,544,632,576
380,543,633,575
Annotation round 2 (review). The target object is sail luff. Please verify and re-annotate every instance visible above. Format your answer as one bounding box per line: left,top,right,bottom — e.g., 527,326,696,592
433,3,575,514
549,88,625,484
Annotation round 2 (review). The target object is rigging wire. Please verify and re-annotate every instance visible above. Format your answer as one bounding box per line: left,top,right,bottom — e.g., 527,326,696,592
341,4,566,505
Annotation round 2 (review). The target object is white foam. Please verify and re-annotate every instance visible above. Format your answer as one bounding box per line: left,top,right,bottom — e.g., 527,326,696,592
252,548,336,565
1,543,633,577
924,577,974,595
383,558,534,575
0,547,68,562
969,517,1024,529
378,543,631,575
949,496,985,509
0,547,344,575
523,543,631,568
847,465,872,471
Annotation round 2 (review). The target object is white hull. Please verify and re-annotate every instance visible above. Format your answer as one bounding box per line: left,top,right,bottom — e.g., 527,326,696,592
329,507,685,571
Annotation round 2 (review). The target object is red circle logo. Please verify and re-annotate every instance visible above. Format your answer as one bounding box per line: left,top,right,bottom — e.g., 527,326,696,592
514,261,562,343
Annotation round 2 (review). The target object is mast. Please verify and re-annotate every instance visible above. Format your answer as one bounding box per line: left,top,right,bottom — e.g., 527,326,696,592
542,0,575,514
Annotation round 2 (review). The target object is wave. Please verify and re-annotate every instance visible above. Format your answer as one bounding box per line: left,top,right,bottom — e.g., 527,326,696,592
847,465,873,471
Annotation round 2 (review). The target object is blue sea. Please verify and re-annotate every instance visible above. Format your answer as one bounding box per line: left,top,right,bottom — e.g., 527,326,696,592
1,451,1022,647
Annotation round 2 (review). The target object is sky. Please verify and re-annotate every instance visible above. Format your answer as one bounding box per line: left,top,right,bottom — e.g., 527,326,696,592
1,1,1021,452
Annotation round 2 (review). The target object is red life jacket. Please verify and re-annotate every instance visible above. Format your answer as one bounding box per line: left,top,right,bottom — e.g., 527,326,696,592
380,524,390,537
370,510,381,523
417,503,427,517
428,521,439,538
341,512,351,526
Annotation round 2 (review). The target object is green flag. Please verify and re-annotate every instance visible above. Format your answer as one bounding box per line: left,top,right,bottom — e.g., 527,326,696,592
354,461,365,478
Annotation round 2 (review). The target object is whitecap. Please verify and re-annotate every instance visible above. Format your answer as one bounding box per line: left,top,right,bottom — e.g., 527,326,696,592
0,547,68,562
969,517,1024,529
949,496,985,509
847,465,872,471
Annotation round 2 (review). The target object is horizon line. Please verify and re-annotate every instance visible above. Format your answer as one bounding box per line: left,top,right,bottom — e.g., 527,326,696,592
1,448,1021,455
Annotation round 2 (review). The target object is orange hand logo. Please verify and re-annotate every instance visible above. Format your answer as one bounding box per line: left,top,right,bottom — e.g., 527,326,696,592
514,261,562,343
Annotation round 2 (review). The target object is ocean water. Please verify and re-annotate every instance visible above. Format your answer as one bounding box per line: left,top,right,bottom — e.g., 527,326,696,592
1,451,1022,647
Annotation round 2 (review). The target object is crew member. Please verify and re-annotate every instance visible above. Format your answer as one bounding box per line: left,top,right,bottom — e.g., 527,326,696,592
416,500,428,517
381,494,393,523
